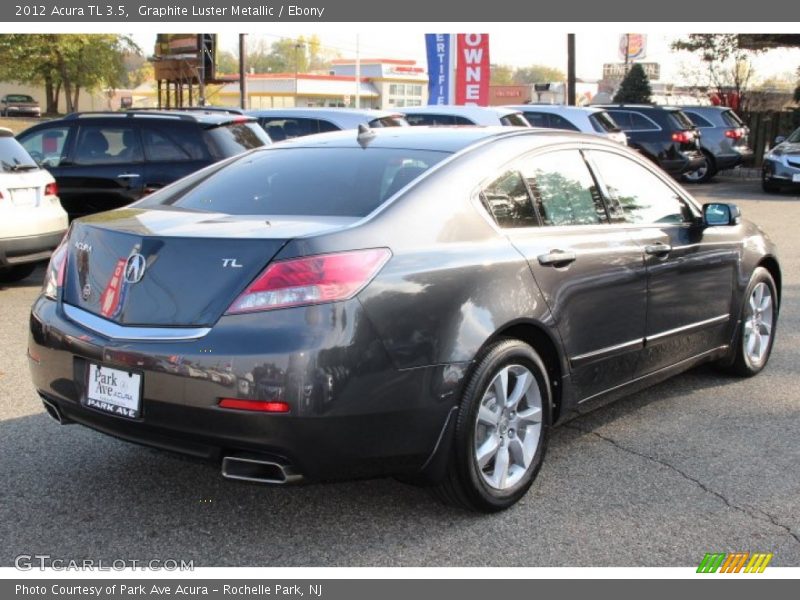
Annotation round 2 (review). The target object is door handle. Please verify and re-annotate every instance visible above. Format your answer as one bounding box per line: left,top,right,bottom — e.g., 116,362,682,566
644,243,672,256
537,250,577,267
116,173,140,179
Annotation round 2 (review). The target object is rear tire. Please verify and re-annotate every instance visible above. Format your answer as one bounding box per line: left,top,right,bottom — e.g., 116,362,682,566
722,267,778,377
0,263,37,283
432,339,551,512
762,175,780,193
682,152,716,184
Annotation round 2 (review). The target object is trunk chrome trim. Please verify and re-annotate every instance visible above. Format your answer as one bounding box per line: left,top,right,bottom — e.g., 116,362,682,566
646,314,730,343
62,304,211,341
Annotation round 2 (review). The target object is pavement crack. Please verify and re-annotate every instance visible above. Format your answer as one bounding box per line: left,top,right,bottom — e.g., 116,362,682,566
564,423,800,545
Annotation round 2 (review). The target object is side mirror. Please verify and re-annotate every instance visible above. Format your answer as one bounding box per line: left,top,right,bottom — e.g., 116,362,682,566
703,202,740,226
774,135,786,146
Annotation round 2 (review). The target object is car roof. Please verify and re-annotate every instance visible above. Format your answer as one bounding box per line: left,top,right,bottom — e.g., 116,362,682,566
593,104,683,112
506,104,604,115
677,105,731,113
56,110,258,125
246,107,404,126
402,105,524,123
261,124,584,153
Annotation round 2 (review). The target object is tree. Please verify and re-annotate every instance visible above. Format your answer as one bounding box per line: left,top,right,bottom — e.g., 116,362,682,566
0,34,138,113
245,35,339,74
490,64,514,85
613,63,652,103
795,67,800,104
671,34,759,109
215,50,239,76
513,65,565,84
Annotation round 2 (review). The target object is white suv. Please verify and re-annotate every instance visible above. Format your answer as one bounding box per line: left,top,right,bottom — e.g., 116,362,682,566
0,128,68,283
503,105,628,145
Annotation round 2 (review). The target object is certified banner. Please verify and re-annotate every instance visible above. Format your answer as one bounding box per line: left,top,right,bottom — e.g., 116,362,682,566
455,33,490,106
425,33,453,105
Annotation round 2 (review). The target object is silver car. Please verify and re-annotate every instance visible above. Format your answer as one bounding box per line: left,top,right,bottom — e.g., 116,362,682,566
503,104,627,145
246,108,407,141
403,105,530,127
762,127,800,193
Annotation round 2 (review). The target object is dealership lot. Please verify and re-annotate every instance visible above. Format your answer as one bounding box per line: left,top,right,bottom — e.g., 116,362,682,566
1,178,798,567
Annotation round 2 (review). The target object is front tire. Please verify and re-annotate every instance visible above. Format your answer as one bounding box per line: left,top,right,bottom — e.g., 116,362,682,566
762,174,780,193
432,339,551,512
724,267,778,377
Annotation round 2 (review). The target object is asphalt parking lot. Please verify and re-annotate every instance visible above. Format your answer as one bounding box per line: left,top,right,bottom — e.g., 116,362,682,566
1,177,798,568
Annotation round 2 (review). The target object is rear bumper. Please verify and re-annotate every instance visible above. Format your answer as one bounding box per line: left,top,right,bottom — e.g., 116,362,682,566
714,147,753,170
28,296,465,482
0,229,65,267
661,153,705,175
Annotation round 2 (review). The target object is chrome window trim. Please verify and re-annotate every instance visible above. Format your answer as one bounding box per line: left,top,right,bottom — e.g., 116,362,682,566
63,304,211,341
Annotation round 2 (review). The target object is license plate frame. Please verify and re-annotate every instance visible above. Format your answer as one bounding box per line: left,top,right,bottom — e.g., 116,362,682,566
83,363,143,420
10,188,37,207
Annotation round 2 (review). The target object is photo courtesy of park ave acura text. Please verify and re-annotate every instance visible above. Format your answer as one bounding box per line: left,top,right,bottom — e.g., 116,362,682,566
0,19,799,573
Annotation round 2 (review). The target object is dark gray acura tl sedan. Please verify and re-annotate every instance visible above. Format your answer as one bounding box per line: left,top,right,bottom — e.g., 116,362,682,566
29,126,780,512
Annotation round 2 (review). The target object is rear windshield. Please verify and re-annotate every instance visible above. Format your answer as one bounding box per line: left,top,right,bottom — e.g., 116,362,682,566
4,94,35,103
204,122,270,159
589,111,621,133
405,114,474,126
721,110,745,127
368,115,409,128
668,110,696,130
500,113,530,127
787,128,800,143
0,136,39,170
149,147,450,217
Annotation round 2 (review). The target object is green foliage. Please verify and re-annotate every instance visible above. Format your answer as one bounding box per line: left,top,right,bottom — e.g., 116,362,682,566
490,64,514,85
671,34,757,107
613,64,652,103
245,35,338,74
512,65,566,84
0,34,139,113
795,67,800,104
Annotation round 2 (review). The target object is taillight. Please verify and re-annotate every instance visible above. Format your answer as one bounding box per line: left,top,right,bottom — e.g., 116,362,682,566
671,131,694,144
226,248,391,314
725,128,745,140
44,182,58,196
219,398,290,413
43,236,68,300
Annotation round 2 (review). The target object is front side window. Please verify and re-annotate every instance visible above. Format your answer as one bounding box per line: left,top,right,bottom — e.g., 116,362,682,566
479,170,537,228
18,126,70,167
588,151,695,224
520,150,606,226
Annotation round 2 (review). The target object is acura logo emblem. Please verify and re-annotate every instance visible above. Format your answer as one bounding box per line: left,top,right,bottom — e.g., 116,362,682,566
124,253,147,284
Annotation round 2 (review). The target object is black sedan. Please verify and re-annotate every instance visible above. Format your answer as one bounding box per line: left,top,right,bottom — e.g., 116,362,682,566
29,127,780,512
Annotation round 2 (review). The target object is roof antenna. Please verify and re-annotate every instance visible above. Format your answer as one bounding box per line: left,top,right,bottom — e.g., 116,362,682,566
357,123,375,148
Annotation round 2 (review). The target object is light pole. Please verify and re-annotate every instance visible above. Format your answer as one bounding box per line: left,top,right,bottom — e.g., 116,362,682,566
294,42,305,107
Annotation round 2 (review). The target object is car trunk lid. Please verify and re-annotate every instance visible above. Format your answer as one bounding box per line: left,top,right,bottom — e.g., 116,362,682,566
62,208,357,327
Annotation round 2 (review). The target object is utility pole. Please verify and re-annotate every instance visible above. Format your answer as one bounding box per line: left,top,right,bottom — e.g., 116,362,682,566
355,34,361,109
239,34,247,109
567,34,576,106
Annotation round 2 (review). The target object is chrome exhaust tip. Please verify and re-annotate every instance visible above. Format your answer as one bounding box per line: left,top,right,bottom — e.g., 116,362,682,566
221,455,303,485
41,396,71,425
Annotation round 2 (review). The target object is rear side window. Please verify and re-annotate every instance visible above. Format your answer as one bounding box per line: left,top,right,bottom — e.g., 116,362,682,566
0,135,39,170
204,122,269,159
588,151,694,224
520,150,607,226
369,116,408,128
683,111,714,128
500,113,530,127
479,170,538,228
546,114,580,131
406,114,473,126
589,111,621,133
143,127,205,162
669,110,695,130
628,112,660,131
153,147,449,217
523,112,549,128
721,110,745,127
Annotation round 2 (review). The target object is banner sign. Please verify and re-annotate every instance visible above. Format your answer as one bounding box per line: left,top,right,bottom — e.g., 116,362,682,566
425,33,453,105
455,33,490,106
